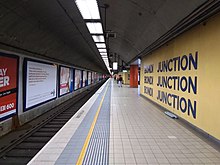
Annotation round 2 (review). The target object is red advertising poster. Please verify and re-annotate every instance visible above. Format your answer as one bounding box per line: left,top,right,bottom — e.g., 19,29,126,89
0,54,18,121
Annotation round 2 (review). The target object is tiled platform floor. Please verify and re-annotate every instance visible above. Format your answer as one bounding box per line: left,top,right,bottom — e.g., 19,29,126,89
28,79,220,164
109,80,220,165
28,80,110,165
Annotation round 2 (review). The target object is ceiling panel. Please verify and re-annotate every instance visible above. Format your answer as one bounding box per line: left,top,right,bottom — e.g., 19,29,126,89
0,0,209,73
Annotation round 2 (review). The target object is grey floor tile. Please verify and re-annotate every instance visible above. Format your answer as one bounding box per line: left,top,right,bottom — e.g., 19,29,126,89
109,80,220,165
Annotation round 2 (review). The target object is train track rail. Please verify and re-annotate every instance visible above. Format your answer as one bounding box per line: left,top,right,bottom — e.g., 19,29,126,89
0,81,105,165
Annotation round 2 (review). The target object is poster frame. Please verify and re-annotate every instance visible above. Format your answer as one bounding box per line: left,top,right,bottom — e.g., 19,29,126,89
74,69,82,91
82,70,88,87
58,65,74,97
87,71,92,86
0,52,19,121
23,58,57,112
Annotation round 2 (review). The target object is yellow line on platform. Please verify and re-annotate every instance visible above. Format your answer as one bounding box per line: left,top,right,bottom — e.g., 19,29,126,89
76,83,109,165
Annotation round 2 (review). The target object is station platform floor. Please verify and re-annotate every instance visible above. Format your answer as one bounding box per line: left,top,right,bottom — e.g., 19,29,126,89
28,79,220,165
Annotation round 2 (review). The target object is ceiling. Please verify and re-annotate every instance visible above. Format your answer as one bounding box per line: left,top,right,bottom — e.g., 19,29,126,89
0,0,214,73
99,0,209,65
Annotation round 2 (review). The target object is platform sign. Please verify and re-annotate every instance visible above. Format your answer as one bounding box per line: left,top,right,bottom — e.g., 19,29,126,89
59,66,73,96
0,53,18,121
24,60,57,110
88,71,92,85
74,69,82,90
82,70,87,87
113,62,118,70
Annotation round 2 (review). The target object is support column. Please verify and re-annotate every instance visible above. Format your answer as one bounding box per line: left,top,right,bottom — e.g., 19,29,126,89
130,65,138,88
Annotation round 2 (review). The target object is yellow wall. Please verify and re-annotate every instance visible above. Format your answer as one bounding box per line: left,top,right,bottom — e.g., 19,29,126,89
118,71,130,85
141,13,220,140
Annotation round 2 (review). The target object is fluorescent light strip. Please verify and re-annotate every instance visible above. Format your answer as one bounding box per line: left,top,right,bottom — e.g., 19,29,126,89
98,49,106,53
86,22,103,34
75,1,109,69
96,43,106,48
100,52,107,56
75,0,100,19
92,35,105,42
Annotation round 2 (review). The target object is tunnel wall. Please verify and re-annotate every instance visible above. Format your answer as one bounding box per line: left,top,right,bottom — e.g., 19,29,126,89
141,13,220,140
0,49,105,137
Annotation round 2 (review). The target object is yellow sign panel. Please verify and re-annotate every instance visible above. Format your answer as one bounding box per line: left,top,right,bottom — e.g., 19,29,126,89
141,13,220,140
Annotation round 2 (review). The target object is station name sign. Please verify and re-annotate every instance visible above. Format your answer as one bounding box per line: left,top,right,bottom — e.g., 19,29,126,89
144,52,198,119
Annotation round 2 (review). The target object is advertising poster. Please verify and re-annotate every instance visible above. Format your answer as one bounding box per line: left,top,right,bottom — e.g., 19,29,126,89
0,53,18,121
25,60,57,110
95,72,99,82
92,72,95,84
88,72,92,85
74,69,82,90
59,66,73,96
82,70,87,87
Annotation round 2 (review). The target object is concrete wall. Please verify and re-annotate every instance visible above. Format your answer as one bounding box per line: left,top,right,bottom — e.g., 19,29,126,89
141,13,220,140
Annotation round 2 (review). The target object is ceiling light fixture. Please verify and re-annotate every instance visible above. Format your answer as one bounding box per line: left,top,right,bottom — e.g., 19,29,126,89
92,35,105,42
86,22,103,34
98,49,107,53
75,0,100,19
100,53,107,56
75,0,110,73
96,43,106,48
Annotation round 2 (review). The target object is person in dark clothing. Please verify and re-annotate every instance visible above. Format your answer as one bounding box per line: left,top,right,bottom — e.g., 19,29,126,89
118,75,123,87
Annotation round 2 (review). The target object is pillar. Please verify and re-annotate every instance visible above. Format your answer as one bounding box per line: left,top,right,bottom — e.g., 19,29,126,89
130,65,138,88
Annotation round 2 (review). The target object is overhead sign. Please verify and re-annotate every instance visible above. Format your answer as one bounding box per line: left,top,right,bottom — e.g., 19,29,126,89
113,62,118,70
0,53,18,121
25,60,57,110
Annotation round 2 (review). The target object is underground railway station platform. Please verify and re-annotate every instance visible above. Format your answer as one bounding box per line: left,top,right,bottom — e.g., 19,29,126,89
27,79,220,165
1,1,220,165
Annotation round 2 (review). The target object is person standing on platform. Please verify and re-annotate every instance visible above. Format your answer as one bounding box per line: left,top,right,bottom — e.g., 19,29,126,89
118,75,123,87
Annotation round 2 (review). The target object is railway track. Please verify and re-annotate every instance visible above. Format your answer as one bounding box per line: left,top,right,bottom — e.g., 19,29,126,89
0,81,105,165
